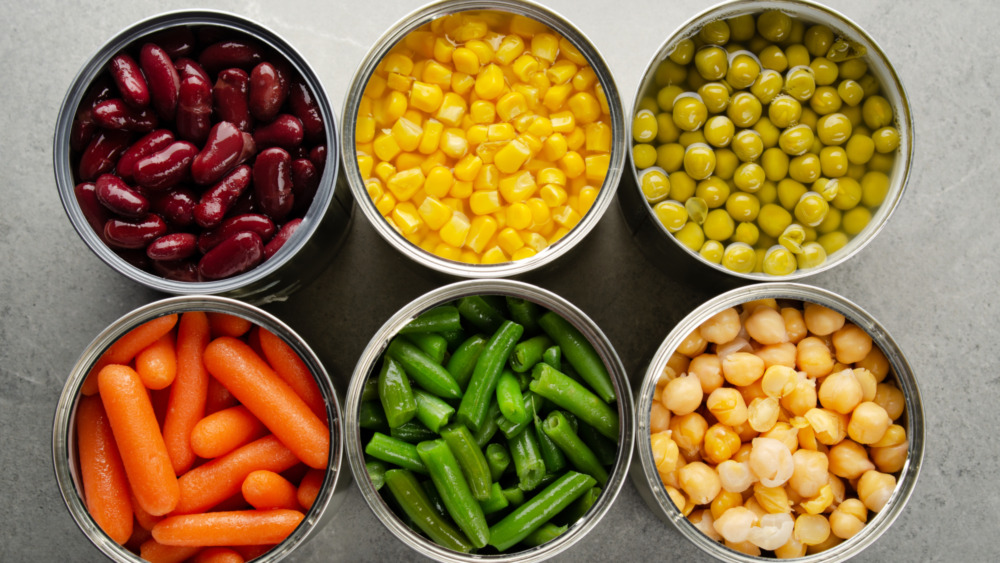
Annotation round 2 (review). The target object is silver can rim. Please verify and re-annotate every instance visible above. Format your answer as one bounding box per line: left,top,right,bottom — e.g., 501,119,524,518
51,294,345,562
634,282,925,562
344,278,635,561
626,0,914,282
340,0,627,278
53,9,341,296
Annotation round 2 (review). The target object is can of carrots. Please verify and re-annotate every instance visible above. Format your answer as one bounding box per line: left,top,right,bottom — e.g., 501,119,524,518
52,295,347,562
345,279,635,561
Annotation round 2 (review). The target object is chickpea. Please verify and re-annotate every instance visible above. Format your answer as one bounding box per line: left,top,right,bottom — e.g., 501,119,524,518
796,336,834,378
781,375,818,416
827,439,875,479
664,484,687,511
793,513,831,545
762,421,800,453
870,440,909,473
873,383,906,420
711,490,744,520
806,532,843,554
788,448,829,498
871,423,906,448
854,367,878,401
707,387,749,426
774,535,808,558
749,437,794,487
761,364,799,398
804,407,848,445
745,306,789,345
690,509,723,541
714,506,758,543
666,351,691,377
723,352,766,386
748,396,781,432
670,411,709,455
677,327,709,356
818,368,864,414
663,373,704,415
717,459,756,493
803,302,846,335
679,461,723,505
689,353,724,394
754,482,792,514
755,342,798,370
704,423,743,464
700,308,742,344
652,430,681,474
847,401,891,444
856,345,890,382
780,307,808,343
856,470,896,512
832,322,873,363
829,498,868,539
651,399,671,433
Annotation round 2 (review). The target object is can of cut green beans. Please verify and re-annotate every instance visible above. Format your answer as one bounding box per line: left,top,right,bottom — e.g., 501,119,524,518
52,295,348,562
53,10,353,304
341,0,626,279
632,282,924,561
618,0,912,287
345,279,634,561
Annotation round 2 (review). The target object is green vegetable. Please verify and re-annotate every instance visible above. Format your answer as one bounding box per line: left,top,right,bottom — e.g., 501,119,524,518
399,305,463,335
378,356,417,429
384,469,473,553
541,411,609,487
416,439,490,548
496,369,530,425
390,419,438,444
403,332,449,364
358,401,388,431
457,295,506,334
456,320,524,431
509,425,546,492
530,362,619,441
440,423,493,501
364,432,427,474
413,389,455,433
538,311,616,403
445,334,488,390
505,297,543,334
510,335,553,373
487,471,597,551
387,337,462,399
485,442,511,481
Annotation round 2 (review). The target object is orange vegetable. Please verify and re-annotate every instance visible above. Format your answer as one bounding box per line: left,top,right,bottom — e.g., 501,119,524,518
173,435,299,515
125,524,153,553
130,489,163,531
208,312,253,338
82,314,179,395
136,332,177,390
192,546,245,563
205,377,238,415
203,337,330,469
190,405,267,459
76,395,133,544
242,470,301,510
297,468,325,511
139,538,200,563
234,545,274,560
163,311,211,475
98,364,179,516
152,509,305,547
259,328,327,421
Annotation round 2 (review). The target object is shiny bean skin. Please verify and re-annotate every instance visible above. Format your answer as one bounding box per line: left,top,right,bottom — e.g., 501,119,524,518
147,232,198,261
253,114,304,150
197,39,264,74
176,74,213,144
197,213,276,253
308,144,326,172
148,27,196,59
214,68,252,132
152,187,197,227
253,147,293,220
190,121,245,185
140,43,181,120
116,129,175,182
95,173,149,218
290,158,319,215
70,76,115,152
263,218,302,259
175,57,210,83
249,62,288,122
92,99,158,132
133,141,198,191
78,128,132,181
193,164,252,228
104,213,167,249
108,53,149,108
152,258,200,282
288,81,324,142
74,182,111,237
198,231,264,279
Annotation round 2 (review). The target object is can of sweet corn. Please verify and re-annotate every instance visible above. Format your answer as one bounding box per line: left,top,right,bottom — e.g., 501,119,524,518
52,295,349,562
341,0,626,278
632,282,924,561
344,279,635,561
618,0,913,287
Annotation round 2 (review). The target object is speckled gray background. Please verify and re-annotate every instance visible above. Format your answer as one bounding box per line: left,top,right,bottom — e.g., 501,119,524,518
1,0,996,561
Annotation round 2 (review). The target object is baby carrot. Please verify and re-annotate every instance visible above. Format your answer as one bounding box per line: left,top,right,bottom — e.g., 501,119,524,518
139,539,200,563
152,509,305,547
82,314,179,395
173,434,299,515
204,337,330,469
131,489,163,532
98,364,179,517
297,468,325,511
207,311,253,337
205,377,238,415
258,327,327,421
192,547,246,563
163,311,211,475
234,545,273,560
190,405,267,459
76,395,133,544
136,332,177,390
242,470,301,510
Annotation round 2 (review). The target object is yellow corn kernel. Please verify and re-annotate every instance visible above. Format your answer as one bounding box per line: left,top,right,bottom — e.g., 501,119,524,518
511,247,537,261
522,231,548,252
512,113,538,133
553,205,582,229
523,159,556,174
449,180,474,199
558,36,587,64
375,192,396,215
480,245,508,264
358,95,373,116
542,133,568,161
518,133,542,156
452,47,480,74
566,126,586,151
550,226,570,243
566,195,579,214
404,30,434,58
380,91,408,126
595,83,611,115
527,197,551,227
579,186,599,214
387,72,412,92
451,72,475,96
433,37,455,63
475,63,505,100
466,215,498,253
419,150,448,175
499,170,538,203
466,124,488,145
432,242,462,261
357,154,375,179
356,115,375,144
474,164,500,191
422,60,453,86
364,73,387,99
395,152,424,172
572,67,598,91
497,227,526,255
470,190,503,215
544,84,573,111
585,122,612,153
453,17,487,42
512,54,540,82
461,114,477,131
435,93,467,127
537,167,566,186
497,92,529,122
488,123,517,142
513,84,541,110
531,33,559,63
439,211,471,247
568,92,601,124
386,168,425,202
460,250,480,264
495,35,526,65
357,142,374,157
526,116,553,138
540,184,568,207
418,119,444,154
454,154,484,182
492,210,507,230
506,202,532,230
403,109,424,125
550,111,576,133
466,39,494,65
424,166,454,198
391,202,422,235
546,60,578,85
415,228,437,250
495,138,533,174
585,153,611,183
373,132,402,162
470,100,496,123
439,128,468,159
391,117,423,152
411,60,426,83
476,141,504,164
441,196,464,213
559,151,585,178
417,196,453,230
380,52,414,76
364,177,382,200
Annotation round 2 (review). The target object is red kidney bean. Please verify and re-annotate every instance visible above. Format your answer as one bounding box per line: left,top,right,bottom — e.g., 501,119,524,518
95,173,150,218
71,76,115,152
175,57,210,83
109,53,150,108
133,141,198,190
193,164,252,228
78,128,132,181
149,27,197,59
308,144,326,172
263,218,303,260
93,99,159,132
228,187,257,216
116,129,175,182
104,213,167,249
249,62,287,122
74,182,111,237
288,81,324,143
147,232,198,261
153,258,201,282
152,186,197,227
176,74,213,144
118,248,153,271
139,43,181,121
213,68,252,132
197,213,276,254
253,114,304,150
290,158,319,215
190,121,244,185
198,231,264,279
198,39,264,75
253,147,293,221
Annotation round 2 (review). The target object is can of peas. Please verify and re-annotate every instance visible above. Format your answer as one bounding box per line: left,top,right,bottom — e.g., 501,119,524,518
632,282,924,561
341,0,627,279
52,294,349,562
619,0,912,286
345,279,635,561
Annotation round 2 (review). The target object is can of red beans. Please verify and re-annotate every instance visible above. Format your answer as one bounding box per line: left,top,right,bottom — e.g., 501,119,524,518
54,11,352,304
341,0,626,278
632,282,924,561
345,279,635,561
618,0,913,286
52,294,348,562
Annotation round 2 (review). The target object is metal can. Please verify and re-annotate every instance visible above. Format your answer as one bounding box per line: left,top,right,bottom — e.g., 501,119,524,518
632,282,924,561
53,10,353,304
341,0,626,279
52,295,349,562
345,279,634,561
619,0,913,287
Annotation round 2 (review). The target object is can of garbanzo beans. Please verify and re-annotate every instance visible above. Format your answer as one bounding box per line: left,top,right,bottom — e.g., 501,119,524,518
341,0,626,278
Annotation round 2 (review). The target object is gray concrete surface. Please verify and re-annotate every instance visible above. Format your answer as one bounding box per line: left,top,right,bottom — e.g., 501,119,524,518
1,0,996,561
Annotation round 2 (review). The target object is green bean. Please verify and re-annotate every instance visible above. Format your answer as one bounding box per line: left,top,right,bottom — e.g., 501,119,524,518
416,439,490,548
403,332,449,364
521,522,567,547
445,334,487,391
390,419,438,444
509,425,546,492
361,378,380,402
365,432,427,473
440,329,466,352
379,357,417,429
578,420,618,467
457,320,524,432
485,442,511,481
496,391,542,438
542,345,561,371
384,469,473,553
367,459,387,490
471,402,501,449
541,411,609,486
538,311,616,403
496,369,530,426
505,297,543,334
413,389,455,433
530,363,619,440
387,337,462,399
510,335,553,373
478,482,509,515
440,423,493,501
399,305,463,335
534,415,567,474
501,486,524,508
421,479,447,517
359,401,388,431
556,485,601,525
456,295,507,334
487,471,598,551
